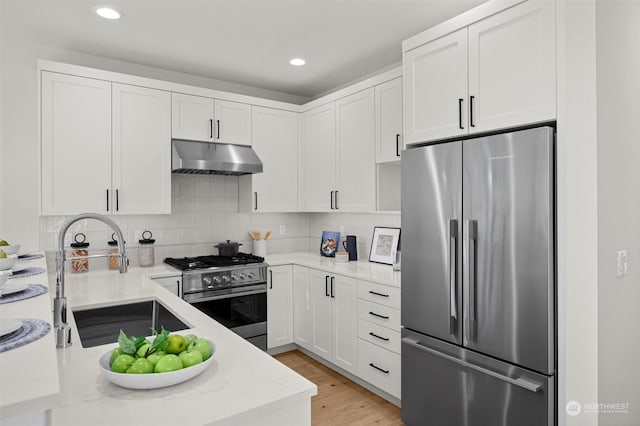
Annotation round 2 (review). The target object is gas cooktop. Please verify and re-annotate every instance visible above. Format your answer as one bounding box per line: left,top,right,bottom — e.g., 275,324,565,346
164,253,265,271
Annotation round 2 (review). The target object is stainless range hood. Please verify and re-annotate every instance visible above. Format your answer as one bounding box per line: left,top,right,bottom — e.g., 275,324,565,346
172,139,263,175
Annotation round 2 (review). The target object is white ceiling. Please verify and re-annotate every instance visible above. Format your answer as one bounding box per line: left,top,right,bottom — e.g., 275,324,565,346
3,0,485,100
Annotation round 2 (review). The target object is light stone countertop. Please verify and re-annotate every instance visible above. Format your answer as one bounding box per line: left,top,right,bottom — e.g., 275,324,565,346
2,259,316,425
265,252,401,288
0,255,60,418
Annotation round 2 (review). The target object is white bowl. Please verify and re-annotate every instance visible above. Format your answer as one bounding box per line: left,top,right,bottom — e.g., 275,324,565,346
0,270,11,291
0,244,20,256
98,339,216,389
0,255,17,271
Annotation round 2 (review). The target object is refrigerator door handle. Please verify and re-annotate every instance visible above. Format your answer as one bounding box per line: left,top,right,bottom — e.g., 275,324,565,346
449,219,458,335
402,337,543,393
467,219,478,341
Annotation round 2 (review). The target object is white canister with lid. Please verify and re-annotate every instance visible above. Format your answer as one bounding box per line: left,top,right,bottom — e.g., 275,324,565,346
138,231,155,267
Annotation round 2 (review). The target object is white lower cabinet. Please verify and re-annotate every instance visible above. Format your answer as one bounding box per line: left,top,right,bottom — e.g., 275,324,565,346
267,266,294,349
292,266,358,375
357,339,401,399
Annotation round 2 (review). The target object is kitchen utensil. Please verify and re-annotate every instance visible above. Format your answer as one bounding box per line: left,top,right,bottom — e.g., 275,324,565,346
343,235,358,261
215,240,242,256
264,230,272,240
98,338,216,389
256,231,262,241
248,231,257,240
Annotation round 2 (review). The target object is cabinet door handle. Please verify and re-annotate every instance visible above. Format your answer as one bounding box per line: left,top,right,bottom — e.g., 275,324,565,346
369,363,389,374
396,134,401,157
106,189,109,211
209,119,214,139
269,270,273,289
458,98,464,130
335,191,339,210
254,192,258,211
469,95,475,127
116,189,119,211
369,332,390,342
216,120,221,139
330,191,334,209
330,276,335,298
325,275,330,297
369,290,389,298
369,311,389,320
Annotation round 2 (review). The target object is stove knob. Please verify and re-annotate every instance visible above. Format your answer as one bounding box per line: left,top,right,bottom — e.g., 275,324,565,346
222,275,231,283
247,272,255,279
238,273,246,280
212,276,221,284
203,276,212,286
231,275,238,281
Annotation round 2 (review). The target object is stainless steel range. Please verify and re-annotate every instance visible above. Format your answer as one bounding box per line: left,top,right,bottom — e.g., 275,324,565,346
164,253,268,351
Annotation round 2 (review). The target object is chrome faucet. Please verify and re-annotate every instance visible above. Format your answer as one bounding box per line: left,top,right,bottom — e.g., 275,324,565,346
53,213,128,348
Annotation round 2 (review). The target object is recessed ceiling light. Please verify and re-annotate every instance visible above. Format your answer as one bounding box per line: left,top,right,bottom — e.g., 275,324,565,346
95,7,121,20
289,58,306,66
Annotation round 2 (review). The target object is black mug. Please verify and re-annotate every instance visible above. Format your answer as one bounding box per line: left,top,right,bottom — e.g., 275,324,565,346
342,235,357,261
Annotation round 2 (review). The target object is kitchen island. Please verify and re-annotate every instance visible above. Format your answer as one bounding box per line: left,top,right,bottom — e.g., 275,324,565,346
1,258,316,426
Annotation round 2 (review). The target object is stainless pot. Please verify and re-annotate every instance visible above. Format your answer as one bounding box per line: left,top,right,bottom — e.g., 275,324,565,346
215,240,242,256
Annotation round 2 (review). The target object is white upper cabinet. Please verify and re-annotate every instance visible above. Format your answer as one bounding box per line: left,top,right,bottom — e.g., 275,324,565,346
403,0,555,144
171,94,251,145
171,93,214,142
41,72,171,216
112,83,171,215
41,72,112,215
335,88,376,212
214,99,252,146
404,28,468,144
299,102,336,212
467,0,556,131
246,106,298,212
375,77,403,163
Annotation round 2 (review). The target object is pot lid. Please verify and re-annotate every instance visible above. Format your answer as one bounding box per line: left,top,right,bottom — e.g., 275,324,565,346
215,239,242,248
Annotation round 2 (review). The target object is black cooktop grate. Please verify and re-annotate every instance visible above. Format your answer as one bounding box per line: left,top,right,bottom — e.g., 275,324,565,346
164,252,265,271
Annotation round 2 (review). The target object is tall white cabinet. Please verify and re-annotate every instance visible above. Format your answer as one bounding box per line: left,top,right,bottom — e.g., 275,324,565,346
111,83,171,214
240,106,298,212
41,73,171,215
41,72,112,215
299,89,375,212
403,0,556,144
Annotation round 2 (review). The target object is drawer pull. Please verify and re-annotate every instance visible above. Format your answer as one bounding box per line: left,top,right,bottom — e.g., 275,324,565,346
369,363,389,374
369,311,389,320
369,332,389,341
369,290,389,298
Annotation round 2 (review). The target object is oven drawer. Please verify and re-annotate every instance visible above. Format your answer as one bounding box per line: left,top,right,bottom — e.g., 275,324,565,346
358,280,400,309
358,319,401,354
357,299,400,331
358,339,401,399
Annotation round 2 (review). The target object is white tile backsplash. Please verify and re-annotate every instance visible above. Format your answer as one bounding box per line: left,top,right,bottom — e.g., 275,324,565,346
39,174,400,270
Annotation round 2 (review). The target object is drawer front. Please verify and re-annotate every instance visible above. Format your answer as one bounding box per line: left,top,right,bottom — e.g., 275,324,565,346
357,299,400,331
358,280,400,309
358,339,401,399
358,318,401,354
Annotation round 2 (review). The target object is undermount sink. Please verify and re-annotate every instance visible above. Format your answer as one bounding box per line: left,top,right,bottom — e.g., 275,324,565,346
72,300,190,348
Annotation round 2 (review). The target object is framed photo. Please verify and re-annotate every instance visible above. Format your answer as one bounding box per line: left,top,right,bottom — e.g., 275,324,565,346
369,227,401,265
320,230,341,257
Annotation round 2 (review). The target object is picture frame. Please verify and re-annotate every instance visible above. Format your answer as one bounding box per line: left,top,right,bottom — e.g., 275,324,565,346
320,230,341,257
368,227,401,265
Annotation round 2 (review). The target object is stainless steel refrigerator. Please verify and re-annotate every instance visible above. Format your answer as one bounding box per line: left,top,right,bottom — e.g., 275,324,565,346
401,126,556,426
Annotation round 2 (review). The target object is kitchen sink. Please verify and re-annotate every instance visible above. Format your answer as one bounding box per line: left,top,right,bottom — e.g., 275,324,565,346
72,300,190,348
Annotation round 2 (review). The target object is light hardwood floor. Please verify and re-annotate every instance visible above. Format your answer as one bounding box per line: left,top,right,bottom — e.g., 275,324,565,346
274,350,404,425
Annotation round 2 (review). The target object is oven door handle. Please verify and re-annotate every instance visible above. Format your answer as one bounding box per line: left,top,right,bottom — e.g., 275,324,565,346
184,287,267,303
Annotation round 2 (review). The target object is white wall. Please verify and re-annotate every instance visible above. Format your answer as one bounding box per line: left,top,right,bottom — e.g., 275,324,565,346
596,2,640,425
556,1,599,425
